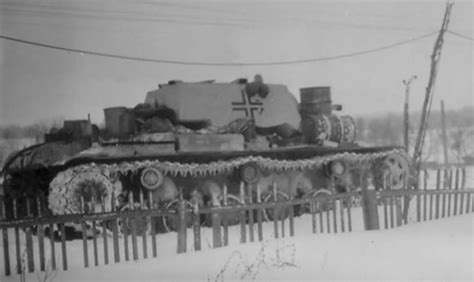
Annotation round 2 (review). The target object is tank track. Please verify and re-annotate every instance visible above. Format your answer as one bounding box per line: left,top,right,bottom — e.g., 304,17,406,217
48,148,409,216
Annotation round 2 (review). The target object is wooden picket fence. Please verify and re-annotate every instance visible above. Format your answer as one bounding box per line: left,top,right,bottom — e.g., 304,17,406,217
376,168,472,229
1,167,473,277
176,189,359,254
0,192,171,277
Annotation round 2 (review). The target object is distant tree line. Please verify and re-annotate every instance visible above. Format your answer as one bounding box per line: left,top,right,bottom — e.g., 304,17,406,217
0,106,472,167
0,120,63,167
354,106,474,147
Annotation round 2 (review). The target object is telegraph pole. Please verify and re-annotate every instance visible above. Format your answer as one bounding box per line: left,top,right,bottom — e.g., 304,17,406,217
412,2,453,176
402,75,417,153
440,100,449,166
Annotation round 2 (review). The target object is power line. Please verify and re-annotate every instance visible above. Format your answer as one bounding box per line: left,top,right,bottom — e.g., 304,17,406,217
447,30,474,41
0,2,436,32
0,31,437,66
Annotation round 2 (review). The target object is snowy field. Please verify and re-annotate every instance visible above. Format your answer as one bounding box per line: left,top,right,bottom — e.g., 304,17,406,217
1,213,472,281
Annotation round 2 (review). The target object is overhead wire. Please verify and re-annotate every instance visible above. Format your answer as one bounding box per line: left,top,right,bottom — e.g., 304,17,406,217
0,31,438,66
447,30,474,41
0,6,256,29
0,1,435,32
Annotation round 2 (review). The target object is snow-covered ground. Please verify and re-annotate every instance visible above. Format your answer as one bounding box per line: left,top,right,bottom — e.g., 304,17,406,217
1,213,472,281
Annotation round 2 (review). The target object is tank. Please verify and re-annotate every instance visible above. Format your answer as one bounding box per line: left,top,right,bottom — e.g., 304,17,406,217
1,75,410,233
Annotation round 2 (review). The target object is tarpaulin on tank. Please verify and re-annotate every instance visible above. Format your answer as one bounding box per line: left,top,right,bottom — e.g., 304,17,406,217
144,83,300,129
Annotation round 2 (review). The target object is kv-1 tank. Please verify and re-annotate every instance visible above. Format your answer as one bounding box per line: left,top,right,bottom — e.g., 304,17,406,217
2,75,410,232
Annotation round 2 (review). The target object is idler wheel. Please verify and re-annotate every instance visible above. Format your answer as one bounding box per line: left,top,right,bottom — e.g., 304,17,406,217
373,153,409,190
48,168,121,215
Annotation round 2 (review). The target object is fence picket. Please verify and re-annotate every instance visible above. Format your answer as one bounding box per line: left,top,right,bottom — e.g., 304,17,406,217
139,190,148,260
81,222,89,268
222,185,229,246
222,213,229,246
281,205,286,238
122,221,129,261
91,195,98,266
109,192,120,263
80,197,89,268
383,196,388,229
36,197,46,271
471,192,474,213
112,217,121,263
319,204,324,233
91,222,98,267
347,198,352,232
447,170,452,217
13,199,21,274
176,199,187,254
435,170,440,219
192,202,201,251
248,189,255,242
466,193,472,214
442,170,448,218
395,198,402,227
289,198,295,237
311,201,317,234
100,199,109,265
389,196,394,228
256,185,263,241
150,216,157,257
25,198,34,273
130,218,138,261
212,208,222,248
272,182,279,239
148,191,157,258
239,183,247,243
60,223,68,270
461,168,466,189
402,195,408,225
332,199,338,233
326,203,331,233
423,171,428,221
416,187,421,222
273,204,279,238
457,169,463,215
1,199,10,276
48,223,56,270
340,199,345,233
256,208,263,241
127,194,138,261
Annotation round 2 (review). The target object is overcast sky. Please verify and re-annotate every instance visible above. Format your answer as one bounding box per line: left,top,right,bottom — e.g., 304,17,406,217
0,0,472,126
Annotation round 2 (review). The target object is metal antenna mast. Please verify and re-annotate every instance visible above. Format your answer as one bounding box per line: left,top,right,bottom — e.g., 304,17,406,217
403,75,417,153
